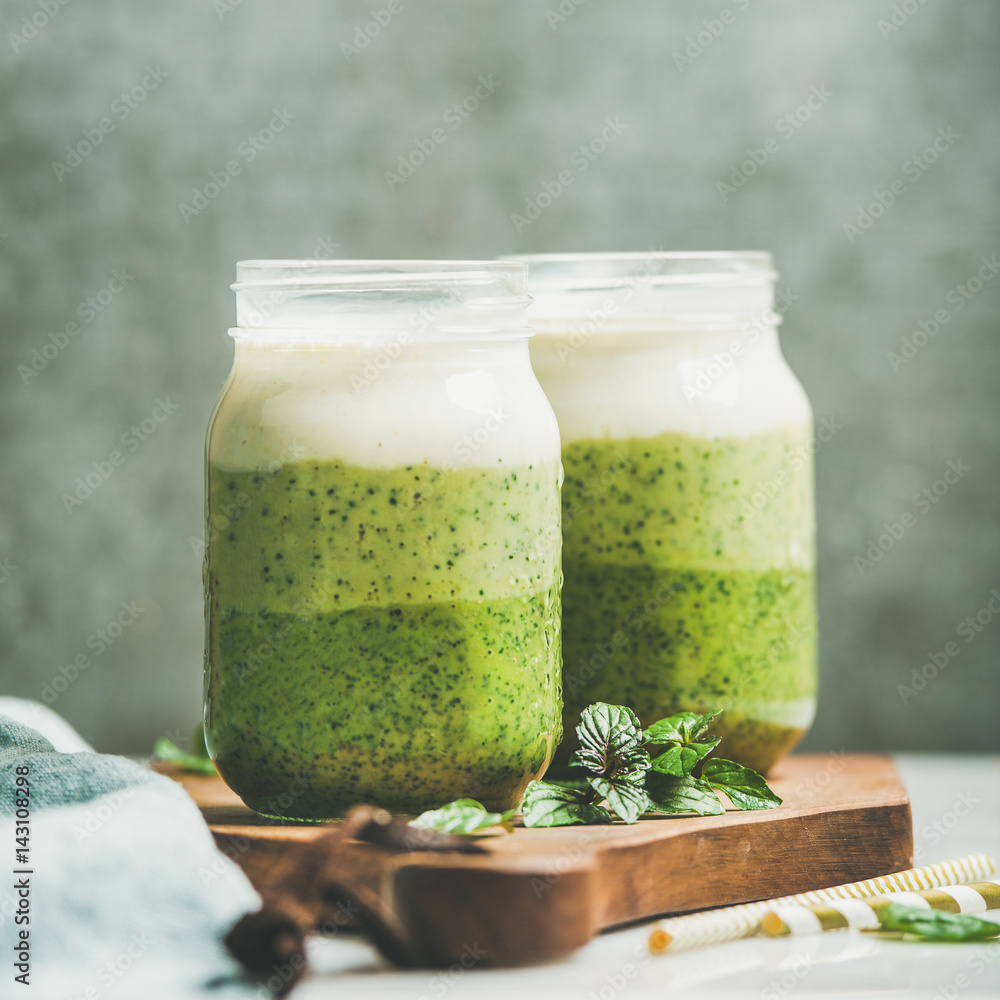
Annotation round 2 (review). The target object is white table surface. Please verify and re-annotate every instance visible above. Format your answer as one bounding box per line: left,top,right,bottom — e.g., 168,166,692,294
291,755,1000,1000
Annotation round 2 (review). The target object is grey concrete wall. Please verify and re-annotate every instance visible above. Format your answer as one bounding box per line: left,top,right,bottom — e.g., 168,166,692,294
1,0,997,754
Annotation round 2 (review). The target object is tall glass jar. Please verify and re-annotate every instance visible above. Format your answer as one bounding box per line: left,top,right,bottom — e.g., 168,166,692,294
204,261,562,818
521,252,816,774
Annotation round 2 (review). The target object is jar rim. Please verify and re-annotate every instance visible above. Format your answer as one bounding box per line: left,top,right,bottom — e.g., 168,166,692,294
500,251,775,289
500,251,777,326
234,259,528,292
231,260,532,338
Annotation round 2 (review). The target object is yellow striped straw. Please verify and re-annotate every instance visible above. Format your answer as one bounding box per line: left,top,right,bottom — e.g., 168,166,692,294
647,853,995,954
762,879,1000,936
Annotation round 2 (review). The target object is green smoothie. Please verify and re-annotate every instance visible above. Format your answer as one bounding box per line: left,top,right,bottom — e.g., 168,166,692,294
558,426,816,773
204,456,562,818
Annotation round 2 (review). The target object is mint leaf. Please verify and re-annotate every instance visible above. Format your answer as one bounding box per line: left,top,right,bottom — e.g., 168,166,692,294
644,772,724,816
569,703,649,781
521,780,613,828
877,903,1000,942
590,776,649,824
152,738,217,776
701,758,782,810
648,738,721,777
411,799,513,835
644,710,720,746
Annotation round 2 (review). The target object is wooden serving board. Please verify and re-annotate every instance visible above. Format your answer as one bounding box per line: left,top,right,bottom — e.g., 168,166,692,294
161,754,912,966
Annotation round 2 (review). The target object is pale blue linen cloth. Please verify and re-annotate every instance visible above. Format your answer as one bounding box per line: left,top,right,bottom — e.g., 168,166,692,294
0,698,269,998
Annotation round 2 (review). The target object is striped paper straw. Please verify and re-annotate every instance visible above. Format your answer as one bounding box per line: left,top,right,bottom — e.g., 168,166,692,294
647,853,995,953
762,879,1000,936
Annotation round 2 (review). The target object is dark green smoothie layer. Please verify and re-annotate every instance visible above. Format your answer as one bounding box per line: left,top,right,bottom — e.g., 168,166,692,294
559,427,816,774
205,456,562,817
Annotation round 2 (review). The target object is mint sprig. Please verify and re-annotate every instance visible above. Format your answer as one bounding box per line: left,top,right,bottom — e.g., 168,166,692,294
521,703,781,827
408,702,781,833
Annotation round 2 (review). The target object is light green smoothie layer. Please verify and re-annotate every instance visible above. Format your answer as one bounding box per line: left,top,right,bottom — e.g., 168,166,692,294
208,458,561,613
558,426,817,774
563,426,814,570
205,456,562,817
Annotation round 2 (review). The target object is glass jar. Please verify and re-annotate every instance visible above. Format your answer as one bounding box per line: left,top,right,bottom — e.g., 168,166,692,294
204,261,563,818
520,252,816,774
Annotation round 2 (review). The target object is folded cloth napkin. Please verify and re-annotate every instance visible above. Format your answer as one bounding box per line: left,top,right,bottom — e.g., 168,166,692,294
0,699,269,999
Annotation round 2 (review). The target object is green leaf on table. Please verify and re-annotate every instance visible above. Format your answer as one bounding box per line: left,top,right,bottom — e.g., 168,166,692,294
877,903,1000,942
644,771,724,816
410,799,514,835
569,702,650,781
644,710,720,746
152,738,217,776
648,738,721,777
589,775,650,824
701,758,782,810
521,780,613,828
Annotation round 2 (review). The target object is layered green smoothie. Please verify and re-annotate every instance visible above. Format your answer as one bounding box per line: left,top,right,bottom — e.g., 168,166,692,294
205,456,562,817
558,425,816,773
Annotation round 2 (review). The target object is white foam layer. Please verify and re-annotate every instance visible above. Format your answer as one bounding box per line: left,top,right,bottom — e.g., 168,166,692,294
529,326,811,442
209,341,561,470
